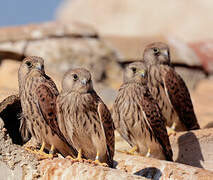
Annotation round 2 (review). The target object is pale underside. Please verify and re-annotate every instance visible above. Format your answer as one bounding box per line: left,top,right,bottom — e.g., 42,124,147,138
57,92,108,162
113,84,166,160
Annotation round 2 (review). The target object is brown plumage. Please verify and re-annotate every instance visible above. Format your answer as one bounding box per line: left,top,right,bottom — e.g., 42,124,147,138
56,68,115,167
143,42,200,131
18,56,77,157
112,62,173,161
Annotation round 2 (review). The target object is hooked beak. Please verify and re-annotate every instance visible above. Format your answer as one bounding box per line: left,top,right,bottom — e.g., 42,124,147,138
81,78,88,85
162,49,169,57
139,70,146,78
35,63,42,71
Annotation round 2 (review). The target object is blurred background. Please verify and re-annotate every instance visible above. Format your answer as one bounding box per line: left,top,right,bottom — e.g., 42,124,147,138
0,0,60,26
1,0,213,170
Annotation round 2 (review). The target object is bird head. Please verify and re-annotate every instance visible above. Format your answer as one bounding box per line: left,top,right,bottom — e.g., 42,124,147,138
19,56,45,77
124,61,148,85
62,68,93,94
18,56,45,88
143,42,170,66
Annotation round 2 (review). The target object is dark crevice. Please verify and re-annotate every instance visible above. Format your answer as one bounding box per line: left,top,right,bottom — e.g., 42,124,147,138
4,33,99,44
0,51,26,63
0,33,99,62
134,167,162,179
0,95,24,145
117,59,209,76
48,33,99,39
172,62,209,76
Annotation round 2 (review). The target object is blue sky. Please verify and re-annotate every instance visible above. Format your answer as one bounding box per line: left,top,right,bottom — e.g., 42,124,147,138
0,0,62,27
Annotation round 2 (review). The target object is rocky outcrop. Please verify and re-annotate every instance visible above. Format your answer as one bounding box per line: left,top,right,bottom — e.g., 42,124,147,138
115,153,213,180
0,22,122,106
39,158,145,180
0,22,122,87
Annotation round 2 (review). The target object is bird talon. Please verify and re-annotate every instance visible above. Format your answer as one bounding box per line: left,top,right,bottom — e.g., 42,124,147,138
25,146,35,153
94,159,108,167
85,158,108,167
25,142,54,160
66,149,84,163
116,146,138,155
37,152,54,160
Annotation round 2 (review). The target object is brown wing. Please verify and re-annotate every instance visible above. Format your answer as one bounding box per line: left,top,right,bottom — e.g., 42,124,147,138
141,88,173,161
36,84,78,157
93,92,114,168
98,102,115,167
163,67,200,130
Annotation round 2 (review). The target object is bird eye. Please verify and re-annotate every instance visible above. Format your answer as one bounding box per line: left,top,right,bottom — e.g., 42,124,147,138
153,48,160,55
25,61,32,68
131,67,137,73
73,74,78,80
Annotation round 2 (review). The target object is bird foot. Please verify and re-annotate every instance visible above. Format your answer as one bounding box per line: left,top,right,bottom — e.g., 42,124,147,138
116,149,136,155
25,145,55,160
66,149,87,163
25,146,36,153
66,155,85,163
37,151,54,160
116,146,138,156
87,159,108,167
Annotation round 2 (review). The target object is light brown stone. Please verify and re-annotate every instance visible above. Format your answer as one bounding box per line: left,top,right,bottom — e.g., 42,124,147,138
0,21,97,42
116,127,213,172
57,0,213,42
39,158,145,180
170,128,213,171
192,78,213,129
115,153,213,180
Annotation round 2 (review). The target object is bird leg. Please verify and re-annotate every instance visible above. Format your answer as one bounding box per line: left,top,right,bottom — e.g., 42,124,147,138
117,146,138,155
90,151,108,167
167,122,177,136
145,148,151,157
49,144,55,155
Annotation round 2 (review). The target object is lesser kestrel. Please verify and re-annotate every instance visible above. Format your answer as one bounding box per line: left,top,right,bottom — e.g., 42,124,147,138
56,68,115,167
112,62,173,161
143,42,200,133
18,56,77,158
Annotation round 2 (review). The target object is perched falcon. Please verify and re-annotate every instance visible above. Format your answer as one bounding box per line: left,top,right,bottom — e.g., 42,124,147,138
18,56,77,158
56,68,115,167
112,62,173,161
143,42,200,133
